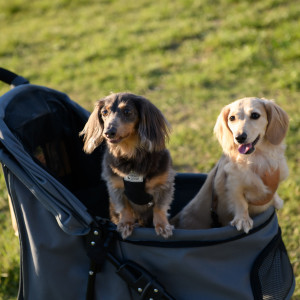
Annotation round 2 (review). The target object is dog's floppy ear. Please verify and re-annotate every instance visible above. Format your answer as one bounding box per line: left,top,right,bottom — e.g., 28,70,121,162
214,105,234,154
134,97,170,152
80,101,104,153
264,100,289,145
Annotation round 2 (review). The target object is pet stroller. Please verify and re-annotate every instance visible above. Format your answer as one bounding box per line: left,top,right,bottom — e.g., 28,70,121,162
0,68,295,300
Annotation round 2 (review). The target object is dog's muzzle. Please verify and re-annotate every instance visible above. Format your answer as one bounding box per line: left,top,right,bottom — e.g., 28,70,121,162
104,127,117,139
238,135,260,155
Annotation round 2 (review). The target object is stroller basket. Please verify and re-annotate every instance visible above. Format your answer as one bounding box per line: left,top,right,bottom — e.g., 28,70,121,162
0,68,295,300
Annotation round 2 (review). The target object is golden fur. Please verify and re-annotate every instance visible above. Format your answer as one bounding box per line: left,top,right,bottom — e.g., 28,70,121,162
172,98,289,233
81,92,175,239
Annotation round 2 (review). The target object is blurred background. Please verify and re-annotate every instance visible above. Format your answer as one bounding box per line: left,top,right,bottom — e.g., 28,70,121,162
0,0,299,298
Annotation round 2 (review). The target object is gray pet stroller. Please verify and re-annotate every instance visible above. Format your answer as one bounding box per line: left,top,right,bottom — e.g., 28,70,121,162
0,68,295,300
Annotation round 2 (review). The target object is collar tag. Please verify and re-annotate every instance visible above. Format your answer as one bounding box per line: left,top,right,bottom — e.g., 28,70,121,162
124,172,144,183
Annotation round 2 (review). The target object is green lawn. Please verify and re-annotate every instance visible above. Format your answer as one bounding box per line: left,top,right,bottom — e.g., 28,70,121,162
0,0,299,298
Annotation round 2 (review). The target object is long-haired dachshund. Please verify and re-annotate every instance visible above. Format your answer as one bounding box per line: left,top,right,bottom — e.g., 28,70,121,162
81,92,175,239
172,97,289,233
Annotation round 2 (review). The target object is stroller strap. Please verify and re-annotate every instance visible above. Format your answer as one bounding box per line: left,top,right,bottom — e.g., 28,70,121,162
85,220,175,300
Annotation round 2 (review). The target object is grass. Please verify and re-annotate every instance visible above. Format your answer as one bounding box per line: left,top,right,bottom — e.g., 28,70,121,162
0,0,299,298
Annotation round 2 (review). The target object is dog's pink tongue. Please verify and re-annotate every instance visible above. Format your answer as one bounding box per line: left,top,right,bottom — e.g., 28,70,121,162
238,143,252,154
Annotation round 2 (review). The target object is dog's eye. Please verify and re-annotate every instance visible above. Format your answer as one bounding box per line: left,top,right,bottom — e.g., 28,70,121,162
101,109,109,117
229,115,235,121
123,108,131,116
251,112,260,120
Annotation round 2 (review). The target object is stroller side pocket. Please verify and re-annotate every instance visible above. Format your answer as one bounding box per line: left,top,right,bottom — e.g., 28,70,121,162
250,228,295,300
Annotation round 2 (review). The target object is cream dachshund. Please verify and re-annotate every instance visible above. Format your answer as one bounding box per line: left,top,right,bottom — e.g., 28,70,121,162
172,97,289,233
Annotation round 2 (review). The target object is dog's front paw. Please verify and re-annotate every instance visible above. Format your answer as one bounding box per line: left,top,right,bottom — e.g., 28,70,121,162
155,223,174,238
117,222,135,239
230,215,253,234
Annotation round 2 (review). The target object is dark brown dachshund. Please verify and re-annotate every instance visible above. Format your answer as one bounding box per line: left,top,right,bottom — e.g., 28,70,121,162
80,93,175,239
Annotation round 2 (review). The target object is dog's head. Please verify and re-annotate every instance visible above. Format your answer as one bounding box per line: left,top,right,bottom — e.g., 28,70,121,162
80,93,170,154
214,97,289,156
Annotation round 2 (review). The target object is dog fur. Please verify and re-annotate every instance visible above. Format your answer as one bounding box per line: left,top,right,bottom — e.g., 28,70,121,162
172,97,289,233
81,92,175,239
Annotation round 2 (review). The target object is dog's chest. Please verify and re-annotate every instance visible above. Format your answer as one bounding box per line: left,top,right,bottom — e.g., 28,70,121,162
107,149,169,178
106,150,171,194
223,161,274,205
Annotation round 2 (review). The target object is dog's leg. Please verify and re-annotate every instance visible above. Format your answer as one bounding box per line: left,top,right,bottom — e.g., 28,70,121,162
227,179,254,233
230,197,253,233
230,204,253,233
117,200,136,239
224,167,255,233
153,206,173,238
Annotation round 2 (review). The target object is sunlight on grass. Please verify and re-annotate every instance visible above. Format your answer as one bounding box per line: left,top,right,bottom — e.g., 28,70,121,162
0,0,299,297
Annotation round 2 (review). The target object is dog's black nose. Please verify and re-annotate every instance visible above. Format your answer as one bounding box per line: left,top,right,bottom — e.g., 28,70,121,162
104,128,116,139
235,133,247,144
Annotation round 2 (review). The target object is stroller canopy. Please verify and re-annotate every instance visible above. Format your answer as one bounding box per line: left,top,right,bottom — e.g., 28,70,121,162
0,83,109,235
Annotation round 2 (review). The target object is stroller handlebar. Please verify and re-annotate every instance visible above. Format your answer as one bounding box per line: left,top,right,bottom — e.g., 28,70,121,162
0,67,29,87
